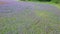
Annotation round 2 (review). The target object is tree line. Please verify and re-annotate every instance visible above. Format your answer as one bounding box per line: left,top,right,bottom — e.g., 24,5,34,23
19,0,60,4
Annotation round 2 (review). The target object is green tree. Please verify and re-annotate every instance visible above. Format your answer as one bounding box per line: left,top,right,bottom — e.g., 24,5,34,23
51,0,60,3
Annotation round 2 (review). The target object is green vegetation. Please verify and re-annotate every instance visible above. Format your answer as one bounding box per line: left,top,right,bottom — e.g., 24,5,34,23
0,11,60,34
0,0,60,34
19,0,60,3
18,0,60,8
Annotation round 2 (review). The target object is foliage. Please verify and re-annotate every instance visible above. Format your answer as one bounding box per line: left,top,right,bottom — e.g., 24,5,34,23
51,0,60,3
19,0,60,4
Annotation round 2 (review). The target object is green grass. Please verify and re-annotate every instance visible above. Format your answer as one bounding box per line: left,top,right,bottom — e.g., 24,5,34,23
0,1,60,34
20,1,60,9
0,11,60,34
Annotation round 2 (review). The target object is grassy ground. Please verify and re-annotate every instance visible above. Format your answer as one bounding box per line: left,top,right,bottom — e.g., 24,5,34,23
0,11,60,34
0,1,60,34
20,1,60,9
